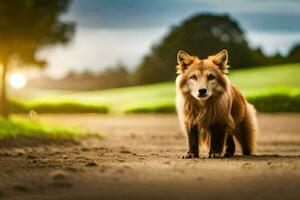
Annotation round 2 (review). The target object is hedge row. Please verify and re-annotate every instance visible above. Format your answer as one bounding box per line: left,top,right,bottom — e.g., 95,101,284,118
126,94,300,113
6,93,300,114
7,100,109,114
247,94,300,113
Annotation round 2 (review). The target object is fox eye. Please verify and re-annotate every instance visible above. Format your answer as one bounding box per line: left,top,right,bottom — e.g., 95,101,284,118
189,75,197,81
208,74,216,81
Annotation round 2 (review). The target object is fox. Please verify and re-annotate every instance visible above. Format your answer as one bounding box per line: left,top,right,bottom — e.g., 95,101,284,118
176,49,257,158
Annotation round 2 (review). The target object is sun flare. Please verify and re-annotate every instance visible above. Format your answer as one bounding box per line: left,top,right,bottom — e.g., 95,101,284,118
9,73,27,89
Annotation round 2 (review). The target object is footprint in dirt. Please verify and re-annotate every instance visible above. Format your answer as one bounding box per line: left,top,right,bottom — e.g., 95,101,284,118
119,146,132,154
12,184,31,192
241,162,253,169
13,149,26,157
85,162,98,167
26,154,37,159
79,147,91,152
49,170,72,188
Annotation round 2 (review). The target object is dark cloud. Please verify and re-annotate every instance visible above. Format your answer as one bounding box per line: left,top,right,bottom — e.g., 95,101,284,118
63,0,300,33
63,0,213,29
235,13,300,33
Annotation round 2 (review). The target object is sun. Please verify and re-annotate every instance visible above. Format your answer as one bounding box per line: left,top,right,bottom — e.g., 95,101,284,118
9,73,27,89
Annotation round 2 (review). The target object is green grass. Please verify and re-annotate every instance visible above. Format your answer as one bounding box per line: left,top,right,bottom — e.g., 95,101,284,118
9,63,300,113
8,99,108,114
228,63,300,94
0,116,94,140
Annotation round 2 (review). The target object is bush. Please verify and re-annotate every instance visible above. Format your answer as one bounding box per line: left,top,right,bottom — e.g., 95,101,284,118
125,103,175,114
125,94,300,113
6,93,300,114
248,94,300,112
30,102,108,114
7,99,28,113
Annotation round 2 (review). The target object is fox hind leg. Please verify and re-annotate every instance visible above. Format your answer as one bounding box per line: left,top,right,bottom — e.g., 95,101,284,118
235,108,257,155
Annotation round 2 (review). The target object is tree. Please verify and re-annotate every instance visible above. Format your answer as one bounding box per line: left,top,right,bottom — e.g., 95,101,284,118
133,13,267,84
288,43,300,63
0,0,75,118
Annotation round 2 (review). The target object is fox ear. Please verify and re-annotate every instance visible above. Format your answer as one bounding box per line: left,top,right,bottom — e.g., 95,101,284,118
177,50,193,73
211,50,229,74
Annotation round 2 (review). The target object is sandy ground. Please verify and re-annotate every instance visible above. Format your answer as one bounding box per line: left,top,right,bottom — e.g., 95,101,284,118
0,113,300,200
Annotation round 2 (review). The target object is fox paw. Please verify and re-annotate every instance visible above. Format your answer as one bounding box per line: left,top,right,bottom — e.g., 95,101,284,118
181,152,199,159
223,152,234,158
208,153,223,159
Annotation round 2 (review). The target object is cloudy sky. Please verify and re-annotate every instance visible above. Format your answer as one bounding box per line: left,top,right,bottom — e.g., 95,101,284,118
37,0,300,78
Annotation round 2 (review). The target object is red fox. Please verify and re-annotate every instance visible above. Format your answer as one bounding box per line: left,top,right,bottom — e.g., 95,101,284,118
176,50,257,158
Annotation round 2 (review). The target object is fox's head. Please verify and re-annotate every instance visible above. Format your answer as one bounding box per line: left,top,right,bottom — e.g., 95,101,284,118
176,50,230,102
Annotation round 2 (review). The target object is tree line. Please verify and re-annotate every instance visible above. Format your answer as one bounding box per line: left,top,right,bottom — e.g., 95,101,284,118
32,14,300,91
1,6,300,117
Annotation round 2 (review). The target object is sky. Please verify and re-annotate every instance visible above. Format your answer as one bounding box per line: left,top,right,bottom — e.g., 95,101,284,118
36,0,300,78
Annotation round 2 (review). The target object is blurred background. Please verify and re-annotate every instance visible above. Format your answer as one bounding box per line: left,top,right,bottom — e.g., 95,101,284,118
0,0,300,116
0,2,300,199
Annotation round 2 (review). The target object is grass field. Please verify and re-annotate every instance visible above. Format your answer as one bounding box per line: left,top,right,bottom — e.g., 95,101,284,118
10,63,300,113
0,117,90,139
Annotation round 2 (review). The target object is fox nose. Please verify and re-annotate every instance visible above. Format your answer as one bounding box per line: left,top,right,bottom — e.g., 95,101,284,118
198,88,208,96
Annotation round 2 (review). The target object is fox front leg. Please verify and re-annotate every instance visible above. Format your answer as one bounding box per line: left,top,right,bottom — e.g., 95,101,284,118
208,123,227,158
182,124,199,159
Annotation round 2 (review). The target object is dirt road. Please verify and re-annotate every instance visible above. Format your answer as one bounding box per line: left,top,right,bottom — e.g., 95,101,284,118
0,114,300,200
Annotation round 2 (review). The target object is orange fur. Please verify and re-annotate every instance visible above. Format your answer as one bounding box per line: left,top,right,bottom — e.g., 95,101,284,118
176,50,257,158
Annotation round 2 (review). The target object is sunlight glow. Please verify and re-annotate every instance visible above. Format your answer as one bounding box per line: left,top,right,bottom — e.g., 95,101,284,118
9,73,27,89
